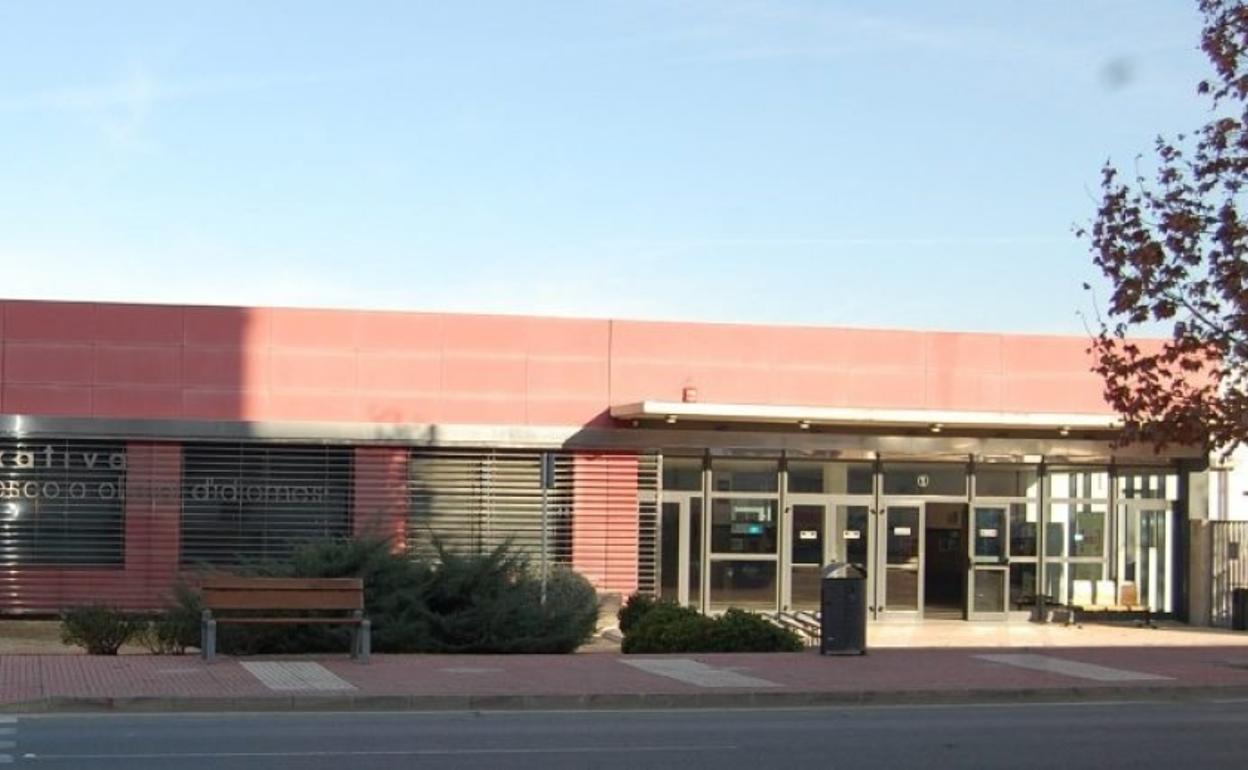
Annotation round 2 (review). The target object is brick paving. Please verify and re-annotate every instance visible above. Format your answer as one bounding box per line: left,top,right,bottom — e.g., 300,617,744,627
3,644,1248,712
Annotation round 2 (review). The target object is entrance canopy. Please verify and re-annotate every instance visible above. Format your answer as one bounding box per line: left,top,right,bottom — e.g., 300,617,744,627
610,400,1121,435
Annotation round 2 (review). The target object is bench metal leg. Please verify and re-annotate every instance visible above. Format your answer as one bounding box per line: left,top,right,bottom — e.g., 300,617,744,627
201,616,217,663
354,620,371,663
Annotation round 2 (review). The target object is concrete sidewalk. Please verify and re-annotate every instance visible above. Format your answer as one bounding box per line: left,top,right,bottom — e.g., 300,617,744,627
5,643,1248,714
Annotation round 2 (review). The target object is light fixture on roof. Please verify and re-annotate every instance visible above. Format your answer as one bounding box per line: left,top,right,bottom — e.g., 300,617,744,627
798,420,811,430
1059,426,1071,437
665,415,678,424
929,423,943,434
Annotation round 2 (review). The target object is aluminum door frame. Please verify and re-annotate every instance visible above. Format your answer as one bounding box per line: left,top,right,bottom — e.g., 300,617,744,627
875,501,926,622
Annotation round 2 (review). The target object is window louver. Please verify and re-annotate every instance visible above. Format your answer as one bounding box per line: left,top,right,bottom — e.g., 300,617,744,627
180,443,353,567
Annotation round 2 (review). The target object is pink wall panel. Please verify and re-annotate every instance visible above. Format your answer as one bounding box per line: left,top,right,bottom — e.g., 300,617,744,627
571,453,640,594
523,317,609,357
93,386,184,419
94,345,182,386
356,312,443,352
356,353,441,393
182,348,250,388
92,304,184,345
354,447,410,548
441,354,527,397
271,308,360,349
183,306,269,347
440,314,529,354
270,350,358,391
2,384,94,415
4,343,94,385
4,301,99,342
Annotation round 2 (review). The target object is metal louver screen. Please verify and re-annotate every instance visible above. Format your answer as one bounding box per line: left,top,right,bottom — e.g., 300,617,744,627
407,449,659,595
407,450,564,561
0,439,126,567
180,443,353,567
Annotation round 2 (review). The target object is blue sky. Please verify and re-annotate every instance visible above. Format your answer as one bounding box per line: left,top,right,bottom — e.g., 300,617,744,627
0,1,1211,334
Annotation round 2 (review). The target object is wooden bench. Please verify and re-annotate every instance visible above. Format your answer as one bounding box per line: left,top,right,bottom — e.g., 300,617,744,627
1066,579,1152,628
200,577,370,663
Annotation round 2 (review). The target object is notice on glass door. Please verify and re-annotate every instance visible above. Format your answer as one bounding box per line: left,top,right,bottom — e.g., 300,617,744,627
843,530,861,540
893,527,912,536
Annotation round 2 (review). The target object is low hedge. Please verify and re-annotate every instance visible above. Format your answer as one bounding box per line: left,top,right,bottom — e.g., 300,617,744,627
619,596,803,653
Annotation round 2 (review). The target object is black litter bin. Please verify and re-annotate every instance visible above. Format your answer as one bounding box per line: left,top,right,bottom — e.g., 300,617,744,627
1233,588,1248,631
820,561,867,655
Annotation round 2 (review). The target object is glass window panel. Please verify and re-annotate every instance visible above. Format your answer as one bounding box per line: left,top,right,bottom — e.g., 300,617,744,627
1043,562,1065,603
1116,470,1178,500
973,507,1005,559
710,498,778,554
839,505,871,571
1070,562,1104,584
689,499,702,607
659,502,679,599
885,570,920,611
1009,502,1039,557
973,569,1007,613
1010,563,1038,610
1069,504,1107,557
790,567,821,610
662,457,703,492
976,467,1040,498
711,460,778,493
1050,469,1109,499
709,561,777,611
882,463,966,496
787,462,873,494
791,504,823,565
886,507,920,565
1046,503,1068,557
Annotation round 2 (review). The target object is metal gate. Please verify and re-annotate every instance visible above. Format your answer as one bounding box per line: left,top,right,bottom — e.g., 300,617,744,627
1211,521,1248,628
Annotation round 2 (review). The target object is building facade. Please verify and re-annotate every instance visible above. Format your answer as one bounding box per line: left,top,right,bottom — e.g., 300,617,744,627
0,300,1207,622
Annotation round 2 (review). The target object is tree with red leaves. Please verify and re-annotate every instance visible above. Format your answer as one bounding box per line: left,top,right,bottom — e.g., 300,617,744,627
1081,0,1248,455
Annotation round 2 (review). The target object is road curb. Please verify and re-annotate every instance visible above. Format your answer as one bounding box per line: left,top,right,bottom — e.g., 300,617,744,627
7,684,1248,715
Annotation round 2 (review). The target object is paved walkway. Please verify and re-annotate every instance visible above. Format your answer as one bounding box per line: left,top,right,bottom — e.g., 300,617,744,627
5,641,1248,713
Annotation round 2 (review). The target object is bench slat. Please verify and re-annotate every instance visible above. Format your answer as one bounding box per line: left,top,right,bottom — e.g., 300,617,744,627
216,617,363,625
203,589,363,611
201,577,362,591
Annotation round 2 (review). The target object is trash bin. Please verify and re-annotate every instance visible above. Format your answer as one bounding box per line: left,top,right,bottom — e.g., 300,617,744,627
820,561,867,655
1233,588,1248,631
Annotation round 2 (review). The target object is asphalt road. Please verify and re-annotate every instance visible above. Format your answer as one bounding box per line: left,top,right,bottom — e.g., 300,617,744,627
5,699,1248,769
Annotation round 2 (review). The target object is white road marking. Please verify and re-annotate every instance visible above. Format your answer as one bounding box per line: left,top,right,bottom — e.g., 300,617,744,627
622,659,782,688
240,662,356,692
975,654,1172,682
18,744,736,761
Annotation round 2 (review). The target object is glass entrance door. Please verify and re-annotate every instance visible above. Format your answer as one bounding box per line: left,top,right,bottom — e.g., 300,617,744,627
1121,503,1173,613
967,506,1009,619
658,495,702,608
877,505,923,618
788,502,826,611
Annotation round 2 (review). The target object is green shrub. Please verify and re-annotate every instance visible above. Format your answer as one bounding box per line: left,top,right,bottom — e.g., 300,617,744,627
180,535,600,655
621,604,804,654
60,606,147,655
136,584,202,654
707,608,804,653
620,602,714,653
617,593,660,634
